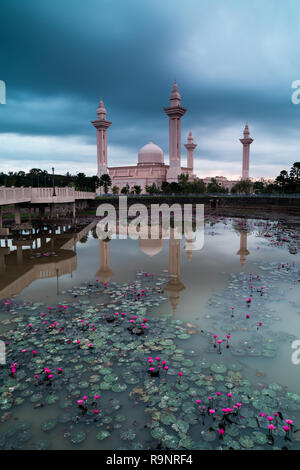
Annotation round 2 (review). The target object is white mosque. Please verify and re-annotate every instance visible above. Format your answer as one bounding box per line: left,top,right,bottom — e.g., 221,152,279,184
91,82,253,193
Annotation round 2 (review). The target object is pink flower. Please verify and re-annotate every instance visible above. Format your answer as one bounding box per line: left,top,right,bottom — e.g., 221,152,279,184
94,409,99,414
77,400,83,404
82,396,88,401
94,395,99,400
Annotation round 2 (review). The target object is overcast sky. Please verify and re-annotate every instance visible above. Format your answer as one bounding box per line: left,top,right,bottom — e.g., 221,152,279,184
1,0,300,179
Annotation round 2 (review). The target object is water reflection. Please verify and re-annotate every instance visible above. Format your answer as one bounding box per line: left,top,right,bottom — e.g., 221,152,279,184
0,218,253,314
0,220,95,299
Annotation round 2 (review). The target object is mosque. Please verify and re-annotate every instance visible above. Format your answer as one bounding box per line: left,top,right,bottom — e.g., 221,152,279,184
91,82,253,193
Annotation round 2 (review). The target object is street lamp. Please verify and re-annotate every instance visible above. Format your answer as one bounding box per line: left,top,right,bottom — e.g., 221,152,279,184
52,167,56,197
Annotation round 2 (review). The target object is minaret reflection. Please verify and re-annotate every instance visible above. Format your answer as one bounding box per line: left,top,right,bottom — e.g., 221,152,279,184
184,227,195,263
237,230,250,271
164,228,185,311
96,239,114,283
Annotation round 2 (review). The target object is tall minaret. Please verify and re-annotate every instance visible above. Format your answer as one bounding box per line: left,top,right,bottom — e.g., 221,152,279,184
164,82,187,182
91,100,112,178
240,123,253,180
184,131,197,171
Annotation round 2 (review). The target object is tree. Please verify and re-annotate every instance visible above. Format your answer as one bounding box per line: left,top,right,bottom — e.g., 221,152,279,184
206,178,227,194
178,173,189,192
169,182,180,193
76,172,87,190
100,174,112,194
121,184,130,195
133,185,142,195
275,171,289,192
112,185,119,195
91,175,101,192
231,179,252,194
290,162,300,184
161,181,171,193
145,183,160,194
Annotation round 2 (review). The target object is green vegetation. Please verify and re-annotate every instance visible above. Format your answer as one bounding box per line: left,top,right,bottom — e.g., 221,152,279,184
0,169,98,192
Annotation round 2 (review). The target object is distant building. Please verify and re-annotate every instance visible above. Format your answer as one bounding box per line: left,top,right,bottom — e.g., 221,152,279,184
202,176,239,192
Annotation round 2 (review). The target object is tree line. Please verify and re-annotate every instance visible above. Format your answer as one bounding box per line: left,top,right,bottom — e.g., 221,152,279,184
0,169,110,192
1,162,299,195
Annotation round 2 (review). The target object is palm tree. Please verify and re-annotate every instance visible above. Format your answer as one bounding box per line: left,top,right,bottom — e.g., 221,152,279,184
100,174,112,194
134,185,142,195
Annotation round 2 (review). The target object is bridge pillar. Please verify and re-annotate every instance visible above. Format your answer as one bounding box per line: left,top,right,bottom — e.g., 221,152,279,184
14,205,21,225
72,202,76,219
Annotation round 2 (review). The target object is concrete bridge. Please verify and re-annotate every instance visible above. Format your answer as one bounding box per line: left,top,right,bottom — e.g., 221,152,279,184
0,186,96,235
0,186,95,205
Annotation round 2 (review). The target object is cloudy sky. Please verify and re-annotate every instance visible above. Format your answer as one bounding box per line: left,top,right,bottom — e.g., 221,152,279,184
1,0,300,179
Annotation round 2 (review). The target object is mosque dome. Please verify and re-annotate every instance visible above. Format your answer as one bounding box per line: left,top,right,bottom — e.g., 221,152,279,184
139,238,164,257
138,141,164,165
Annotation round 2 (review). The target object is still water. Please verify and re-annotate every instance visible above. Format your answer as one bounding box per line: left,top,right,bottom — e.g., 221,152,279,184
0,216,299,450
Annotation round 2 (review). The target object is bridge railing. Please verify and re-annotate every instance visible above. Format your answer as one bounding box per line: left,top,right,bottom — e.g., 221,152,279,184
0,186,96,205
0,186,31,205
74,190,96,199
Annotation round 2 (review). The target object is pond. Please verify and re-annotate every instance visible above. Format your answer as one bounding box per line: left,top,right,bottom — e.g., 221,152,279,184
0,215,299,450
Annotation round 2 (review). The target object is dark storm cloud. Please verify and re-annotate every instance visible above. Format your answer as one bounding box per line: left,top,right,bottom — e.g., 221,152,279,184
1,0,300,177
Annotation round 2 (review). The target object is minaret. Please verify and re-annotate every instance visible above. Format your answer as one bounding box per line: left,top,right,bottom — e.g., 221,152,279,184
240,123,253,180
164,82,187,182
184,131,197,171
91,100,112,178
237,231,250,271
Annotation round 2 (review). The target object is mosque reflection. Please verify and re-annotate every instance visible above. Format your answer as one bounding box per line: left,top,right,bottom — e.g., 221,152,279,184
0,219,251,310
96,220,251,312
